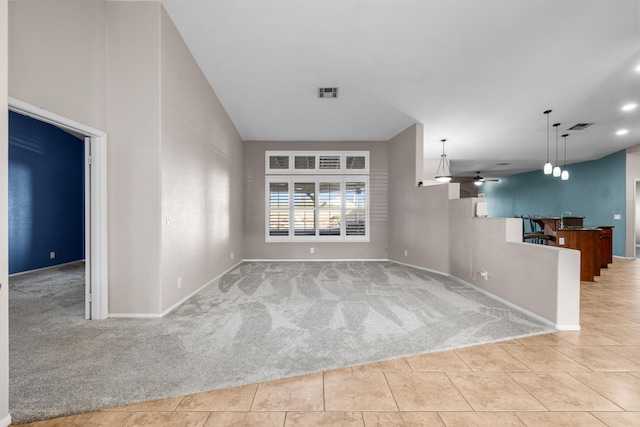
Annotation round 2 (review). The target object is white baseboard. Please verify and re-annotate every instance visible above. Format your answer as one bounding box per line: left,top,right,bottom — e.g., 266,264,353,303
388,259,558,329
108,258,563,330
108,261,244,319
245,258,389,262
556,324,581,331
9,259,85,277
159,261,244,317
108,312,163,319
456,276,558,329
388,259,447,276
0,414,11,427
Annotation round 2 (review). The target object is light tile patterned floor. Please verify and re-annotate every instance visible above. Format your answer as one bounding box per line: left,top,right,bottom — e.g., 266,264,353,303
13,258,640,426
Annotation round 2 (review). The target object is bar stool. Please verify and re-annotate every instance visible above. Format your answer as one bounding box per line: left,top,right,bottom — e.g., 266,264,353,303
526,218,552,244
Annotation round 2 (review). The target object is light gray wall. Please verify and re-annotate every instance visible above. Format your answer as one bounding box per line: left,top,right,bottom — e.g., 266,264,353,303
636,182,640,247
106,1,162,314
243,140,388,260
626,145,640,258
8,0,106,130
8,0,245,315
448,198,580,328
1,0,9,423
387,124,450,272
159,7,243,311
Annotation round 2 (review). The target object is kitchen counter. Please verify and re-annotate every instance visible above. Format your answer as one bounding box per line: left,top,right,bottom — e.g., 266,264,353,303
530,217,612,281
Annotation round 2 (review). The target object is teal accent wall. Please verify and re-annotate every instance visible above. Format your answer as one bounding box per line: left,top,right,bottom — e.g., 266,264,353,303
481,150,626,256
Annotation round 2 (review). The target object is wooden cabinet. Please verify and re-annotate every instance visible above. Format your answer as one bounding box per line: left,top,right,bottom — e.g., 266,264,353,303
598,226,613,268
530,218,614,281
556,229,601,281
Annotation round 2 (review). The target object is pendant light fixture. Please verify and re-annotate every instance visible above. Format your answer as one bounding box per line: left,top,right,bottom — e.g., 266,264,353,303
435,139,453,182
543,110,553,174
552,123,561,177
561,133,569,181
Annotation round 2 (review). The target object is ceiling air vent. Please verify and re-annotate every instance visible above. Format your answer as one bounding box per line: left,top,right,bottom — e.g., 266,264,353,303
567,123,594,131
318,87,339,98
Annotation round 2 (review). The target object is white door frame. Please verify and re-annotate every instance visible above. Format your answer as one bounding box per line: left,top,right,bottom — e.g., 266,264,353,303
8,97,108,319
635,179,640,259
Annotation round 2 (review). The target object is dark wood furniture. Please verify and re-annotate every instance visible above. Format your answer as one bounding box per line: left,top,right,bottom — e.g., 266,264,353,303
593,225,614,268
530,217,613,282
529,216,585,245
556,228,602,281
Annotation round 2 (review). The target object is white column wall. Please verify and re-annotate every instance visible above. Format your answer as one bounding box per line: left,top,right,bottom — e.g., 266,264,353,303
159,7,244,312
1,1,9,423
449,198,580,329
8,0,246,316
387,124,450,272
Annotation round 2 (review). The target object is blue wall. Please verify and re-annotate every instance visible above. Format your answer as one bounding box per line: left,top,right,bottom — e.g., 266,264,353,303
8,111,85,274
481,150,626,257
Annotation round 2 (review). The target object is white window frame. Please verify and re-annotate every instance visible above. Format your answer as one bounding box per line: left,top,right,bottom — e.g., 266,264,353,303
265,151,369,175
265,175,370,242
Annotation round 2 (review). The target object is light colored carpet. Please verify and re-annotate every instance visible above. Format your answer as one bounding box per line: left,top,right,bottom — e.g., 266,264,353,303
9,261,554,423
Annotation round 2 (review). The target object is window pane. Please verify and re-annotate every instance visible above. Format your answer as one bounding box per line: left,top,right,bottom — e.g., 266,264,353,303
294,182,315,207
319,210,341,235
346,156,366,169
269,211,289,236
345,182,365,208
346,209,366,236
294,210,315,236
319,156,340,170
269,156,289,169
294,155,315,169
318,182,340,208
269,182,289,208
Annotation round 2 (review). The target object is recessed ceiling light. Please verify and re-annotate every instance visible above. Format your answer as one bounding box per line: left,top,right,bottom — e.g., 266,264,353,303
636,64,640,72
616,129,629,136
622,103,637,111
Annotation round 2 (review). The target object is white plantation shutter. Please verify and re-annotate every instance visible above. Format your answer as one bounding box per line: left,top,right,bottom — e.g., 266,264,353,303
266,151,368,174
266,151,369,241
319,155,341,170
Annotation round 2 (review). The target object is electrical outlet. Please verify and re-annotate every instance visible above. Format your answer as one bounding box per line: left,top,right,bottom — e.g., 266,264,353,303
49,251,55,259
404,249,408,257
559,237,565,245
177,277,182,289
614,214,622,220
230,252,234,259
310,247,314,254
480,271,489,281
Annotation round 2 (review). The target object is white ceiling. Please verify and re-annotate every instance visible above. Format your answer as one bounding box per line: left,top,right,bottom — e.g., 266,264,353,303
161,0,640,178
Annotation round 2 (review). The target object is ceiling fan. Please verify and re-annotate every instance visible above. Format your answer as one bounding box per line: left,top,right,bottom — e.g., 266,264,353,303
452,171,499,185
473,171,499,184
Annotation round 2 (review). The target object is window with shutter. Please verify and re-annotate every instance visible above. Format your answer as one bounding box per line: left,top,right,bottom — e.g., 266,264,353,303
265,151,369,242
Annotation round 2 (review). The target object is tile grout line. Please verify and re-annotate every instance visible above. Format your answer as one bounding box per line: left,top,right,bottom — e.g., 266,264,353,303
442,371,476,413
381,371,401,413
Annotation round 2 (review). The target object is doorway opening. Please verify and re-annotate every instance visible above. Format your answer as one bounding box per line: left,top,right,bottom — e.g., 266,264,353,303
8,98,108,319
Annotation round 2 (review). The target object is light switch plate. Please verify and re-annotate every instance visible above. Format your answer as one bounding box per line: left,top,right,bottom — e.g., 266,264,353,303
614,214,622,220
559,237,565,245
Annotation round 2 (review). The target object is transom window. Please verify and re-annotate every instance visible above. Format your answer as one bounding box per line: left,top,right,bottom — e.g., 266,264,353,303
266,151,369,174
265,151,369,242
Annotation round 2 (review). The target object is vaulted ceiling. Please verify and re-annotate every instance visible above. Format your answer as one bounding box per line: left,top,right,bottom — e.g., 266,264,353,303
161,0,640,178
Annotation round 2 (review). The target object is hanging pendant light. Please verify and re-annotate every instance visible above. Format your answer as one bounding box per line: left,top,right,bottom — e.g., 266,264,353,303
543,110,553,174
561,133,569,181
435,139,453,182
552,123,561,177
